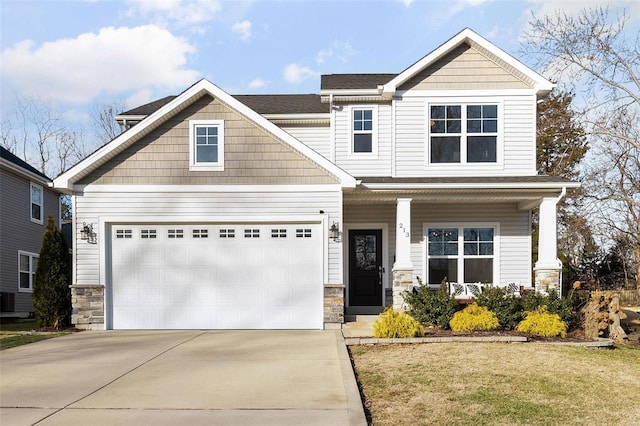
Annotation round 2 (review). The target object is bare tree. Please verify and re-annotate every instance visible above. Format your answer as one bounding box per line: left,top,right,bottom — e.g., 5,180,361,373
522,6,640,288
91,100,127,145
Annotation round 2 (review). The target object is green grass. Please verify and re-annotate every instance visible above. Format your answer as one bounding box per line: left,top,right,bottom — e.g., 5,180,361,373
351,343,640,425
0,318,70,350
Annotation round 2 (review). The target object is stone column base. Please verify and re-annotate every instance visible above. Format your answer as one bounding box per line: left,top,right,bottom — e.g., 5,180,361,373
392,269,414,311
70,285,105,330
324,284,345,327
533,268,561,296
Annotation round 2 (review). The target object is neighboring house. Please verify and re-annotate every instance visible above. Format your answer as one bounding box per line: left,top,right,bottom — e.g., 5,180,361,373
53,29,579,330
0,147,60,315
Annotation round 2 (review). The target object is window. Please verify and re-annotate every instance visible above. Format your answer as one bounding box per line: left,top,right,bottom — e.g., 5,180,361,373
271,229,287,238
116,229,132,239
141,229,157,239
244,229,260,238
296,228,312,238
193,229,208,238
352,108,374,153
189,120,224,171
426,226,495,285
220,229,235,238
18,251,38,292
168,229,184,239
429,104,498,164
30,183,43,224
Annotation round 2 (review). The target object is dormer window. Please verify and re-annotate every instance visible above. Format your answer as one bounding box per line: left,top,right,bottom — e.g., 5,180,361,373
429,104,498,164
189,120,224,171
351,106,377,155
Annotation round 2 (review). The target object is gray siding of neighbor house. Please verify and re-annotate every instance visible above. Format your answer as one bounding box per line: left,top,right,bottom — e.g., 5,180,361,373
78,94,340,186
399,44,531,91
0,169,59,313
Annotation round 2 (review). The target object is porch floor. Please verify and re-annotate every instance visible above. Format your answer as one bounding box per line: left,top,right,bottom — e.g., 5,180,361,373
342,315,377,338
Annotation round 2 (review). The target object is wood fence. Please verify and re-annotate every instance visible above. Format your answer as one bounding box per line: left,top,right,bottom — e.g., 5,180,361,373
590,289,640,306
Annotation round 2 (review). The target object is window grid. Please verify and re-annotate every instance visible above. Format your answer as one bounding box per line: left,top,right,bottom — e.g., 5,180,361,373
116,229,132,239
353,109,373,153
219,229,235,238
296,228,312,238
18,252,38,292
195,125,219,163
141,229,157,239
271,229,287,238
244,229,260,238
168,229,184,239
193,229,209,238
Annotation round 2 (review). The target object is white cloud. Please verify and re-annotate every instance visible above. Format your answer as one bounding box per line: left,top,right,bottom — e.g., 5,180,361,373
315,41,357,65
125,0,222,27
0,25,199,104
248,77,268,89
397,0,414,7
283,63,318,84
232,20,252,40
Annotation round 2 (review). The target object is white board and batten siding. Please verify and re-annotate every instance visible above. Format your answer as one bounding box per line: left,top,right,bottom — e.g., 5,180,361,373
72,187,343,290
393,93,538,177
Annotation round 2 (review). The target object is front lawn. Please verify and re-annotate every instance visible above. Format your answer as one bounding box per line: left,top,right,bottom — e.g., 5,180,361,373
350,343,640,425
0,318,70,350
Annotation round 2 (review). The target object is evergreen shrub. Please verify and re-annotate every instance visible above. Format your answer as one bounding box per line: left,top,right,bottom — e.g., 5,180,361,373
475,286,525,329
517,306,567,338
373,308,423,338
405,279,460,329
449,303,500,333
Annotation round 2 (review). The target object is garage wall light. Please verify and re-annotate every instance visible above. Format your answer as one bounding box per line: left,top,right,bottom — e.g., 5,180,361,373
329,221,342,242
80,222,97,244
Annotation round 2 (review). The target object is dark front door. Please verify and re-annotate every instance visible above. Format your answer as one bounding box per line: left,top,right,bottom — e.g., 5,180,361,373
349,229,383,306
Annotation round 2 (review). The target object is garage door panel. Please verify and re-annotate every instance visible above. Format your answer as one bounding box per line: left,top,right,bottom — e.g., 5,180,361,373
111,223,323,330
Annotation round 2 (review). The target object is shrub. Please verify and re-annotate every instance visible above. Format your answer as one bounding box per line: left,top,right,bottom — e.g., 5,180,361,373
373,308,423,338
450,303,500,333
33,216,71,329
522,289,577,329
476,286,525,329
517,306,567,338
405,279,460,329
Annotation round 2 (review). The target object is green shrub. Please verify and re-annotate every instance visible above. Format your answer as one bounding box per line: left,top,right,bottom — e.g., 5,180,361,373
522,289,576,328
450,303,500,333
373,308,423,338
476,286,525,329
517,306,567,338
405,279,461,329
33,216,71,329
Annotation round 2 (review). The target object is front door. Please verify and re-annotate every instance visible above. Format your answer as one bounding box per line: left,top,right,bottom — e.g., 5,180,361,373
349,229,383,306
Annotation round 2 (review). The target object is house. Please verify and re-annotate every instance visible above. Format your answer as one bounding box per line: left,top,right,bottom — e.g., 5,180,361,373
0,147,61,315
53,28,579,330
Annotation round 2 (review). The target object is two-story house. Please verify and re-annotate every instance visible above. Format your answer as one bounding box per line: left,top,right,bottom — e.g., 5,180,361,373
53,29,578,330
1,147,61,315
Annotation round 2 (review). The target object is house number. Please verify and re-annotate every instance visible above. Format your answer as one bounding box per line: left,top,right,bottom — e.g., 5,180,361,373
398,223,409,237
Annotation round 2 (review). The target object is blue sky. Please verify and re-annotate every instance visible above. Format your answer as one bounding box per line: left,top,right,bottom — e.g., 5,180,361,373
1,0,638,128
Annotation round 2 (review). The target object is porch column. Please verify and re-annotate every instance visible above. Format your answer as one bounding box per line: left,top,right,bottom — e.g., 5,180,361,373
534,196,562,295
392,198,413,311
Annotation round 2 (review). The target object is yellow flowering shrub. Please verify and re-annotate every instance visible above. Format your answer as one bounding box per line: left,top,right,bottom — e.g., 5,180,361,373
449,303,500,333
373,308,423,338
517,306,567,338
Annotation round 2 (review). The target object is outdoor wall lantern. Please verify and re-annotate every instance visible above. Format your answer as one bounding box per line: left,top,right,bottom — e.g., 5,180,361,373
80,222,97,244
329,221,342,242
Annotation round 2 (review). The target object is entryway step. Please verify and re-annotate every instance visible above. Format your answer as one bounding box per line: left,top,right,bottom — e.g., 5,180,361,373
342,315,380,338
343,314,380,323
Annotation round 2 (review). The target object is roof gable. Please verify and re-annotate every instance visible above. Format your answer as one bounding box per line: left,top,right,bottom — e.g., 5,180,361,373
381,28,554,98
54,79,356,191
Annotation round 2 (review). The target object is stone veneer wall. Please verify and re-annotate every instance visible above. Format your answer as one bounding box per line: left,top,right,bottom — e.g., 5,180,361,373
534,269,561,296
324,284,344,327
70,285,105,330
392,269,414,311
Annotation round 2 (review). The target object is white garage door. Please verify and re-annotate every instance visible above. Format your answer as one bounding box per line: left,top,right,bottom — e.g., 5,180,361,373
110,223,323,330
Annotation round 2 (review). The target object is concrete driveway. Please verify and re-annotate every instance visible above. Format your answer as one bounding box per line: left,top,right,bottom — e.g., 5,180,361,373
0,330,367,425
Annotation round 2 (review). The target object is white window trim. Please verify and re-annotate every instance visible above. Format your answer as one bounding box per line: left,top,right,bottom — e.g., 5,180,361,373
18,251,38,293
189,119,225,171
349,105,378,157
425,100,503,168
422,223,500,286
30,182,44,224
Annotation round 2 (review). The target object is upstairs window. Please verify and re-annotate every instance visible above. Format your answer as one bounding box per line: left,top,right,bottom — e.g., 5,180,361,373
429,104,498,164
30,183,43,224
351,106,377,155
189,120,224,171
